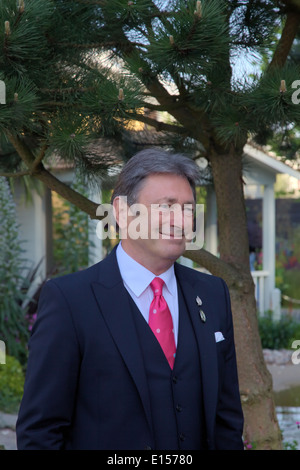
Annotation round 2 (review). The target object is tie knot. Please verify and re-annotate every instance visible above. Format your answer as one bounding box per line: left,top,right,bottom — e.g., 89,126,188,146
150,277,164,296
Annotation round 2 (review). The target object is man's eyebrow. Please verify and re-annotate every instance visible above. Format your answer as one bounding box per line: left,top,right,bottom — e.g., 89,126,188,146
154,197,195,205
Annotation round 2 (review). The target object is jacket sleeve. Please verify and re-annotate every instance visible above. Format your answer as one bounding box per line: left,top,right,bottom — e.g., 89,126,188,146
214,278,244,450
16,279,81,450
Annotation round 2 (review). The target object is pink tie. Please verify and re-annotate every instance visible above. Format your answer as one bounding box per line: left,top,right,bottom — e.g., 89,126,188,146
148,277,176,369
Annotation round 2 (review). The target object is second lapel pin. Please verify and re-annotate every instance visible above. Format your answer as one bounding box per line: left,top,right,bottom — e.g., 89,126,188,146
199,309,206,323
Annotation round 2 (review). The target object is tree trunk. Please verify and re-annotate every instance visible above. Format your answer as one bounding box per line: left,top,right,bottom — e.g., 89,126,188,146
230,285,282,449
205,147,282,449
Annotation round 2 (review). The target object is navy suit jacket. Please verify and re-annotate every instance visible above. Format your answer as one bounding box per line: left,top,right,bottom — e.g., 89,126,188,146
16,246,244,450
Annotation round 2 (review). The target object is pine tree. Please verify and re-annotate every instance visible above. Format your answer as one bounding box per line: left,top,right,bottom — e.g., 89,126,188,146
1,0,300,448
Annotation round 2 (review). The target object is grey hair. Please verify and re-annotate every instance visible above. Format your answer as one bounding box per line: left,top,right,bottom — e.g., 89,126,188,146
111,148,200,205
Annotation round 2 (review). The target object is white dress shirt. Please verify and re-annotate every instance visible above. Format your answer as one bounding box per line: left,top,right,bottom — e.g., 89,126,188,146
116,242,179,345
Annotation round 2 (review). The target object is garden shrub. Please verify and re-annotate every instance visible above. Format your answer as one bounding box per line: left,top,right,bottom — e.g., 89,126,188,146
0,177,30,364
258,311,300,350
0,355,25,413
52,174,91,275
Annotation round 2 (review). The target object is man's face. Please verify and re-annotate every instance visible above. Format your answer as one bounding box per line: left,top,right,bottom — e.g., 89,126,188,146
115,173,195,270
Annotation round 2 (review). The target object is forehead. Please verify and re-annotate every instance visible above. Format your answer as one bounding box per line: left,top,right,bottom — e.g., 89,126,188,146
137,173,194,201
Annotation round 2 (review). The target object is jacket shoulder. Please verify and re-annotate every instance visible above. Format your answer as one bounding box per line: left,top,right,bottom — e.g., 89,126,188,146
48,262,100,289
175,262,225,287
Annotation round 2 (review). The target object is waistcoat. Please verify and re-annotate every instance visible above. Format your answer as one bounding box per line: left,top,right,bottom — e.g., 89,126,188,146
128,281,207,450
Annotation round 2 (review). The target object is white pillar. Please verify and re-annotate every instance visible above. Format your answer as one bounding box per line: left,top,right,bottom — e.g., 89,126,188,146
262,184,276,313
205,186,218,256
14,183,47,286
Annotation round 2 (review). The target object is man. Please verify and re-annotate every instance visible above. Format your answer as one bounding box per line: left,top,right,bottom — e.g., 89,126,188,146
17,148,244,450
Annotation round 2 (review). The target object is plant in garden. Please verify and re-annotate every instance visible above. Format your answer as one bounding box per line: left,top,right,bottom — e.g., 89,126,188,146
283,439,299,450
0,355,25,413
2,0,300,448
258,310,300,350
53,174,92,275
0,177,30,364
276,226,300,306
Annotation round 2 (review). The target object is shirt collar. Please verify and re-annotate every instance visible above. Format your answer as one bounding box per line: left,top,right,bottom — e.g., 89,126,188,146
116,242,176,297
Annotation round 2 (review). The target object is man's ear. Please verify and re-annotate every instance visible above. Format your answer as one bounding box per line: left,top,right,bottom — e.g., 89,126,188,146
113,196,128,233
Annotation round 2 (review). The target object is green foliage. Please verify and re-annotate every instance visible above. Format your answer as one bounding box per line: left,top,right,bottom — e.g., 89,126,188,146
146,0,229,78
0,0,294,177
283,440,299,451
0,0,54,80
276,226,300,306
0,355,25,413
228,0,281,50
258,311,300,350
52,174,92,275
0,177,30,363
281,270,300,308
0,75,39,134
249,65,300,125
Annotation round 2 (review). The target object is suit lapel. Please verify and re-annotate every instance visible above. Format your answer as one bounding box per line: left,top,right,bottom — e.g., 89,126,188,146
91,249,153,436
175,263,219,432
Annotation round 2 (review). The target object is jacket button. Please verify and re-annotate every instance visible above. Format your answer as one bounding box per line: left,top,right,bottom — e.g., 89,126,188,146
176,404,182,412
144,445,152,450
179,433,186,441
172,375,178,384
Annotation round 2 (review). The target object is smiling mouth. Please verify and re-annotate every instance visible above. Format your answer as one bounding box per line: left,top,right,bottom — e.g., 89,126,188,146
158,228,185,239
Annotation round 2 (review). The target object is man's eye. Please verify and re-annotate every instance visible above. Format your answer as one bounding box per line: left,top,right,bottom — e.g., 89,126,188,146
158,204,170,210
183,207,194,216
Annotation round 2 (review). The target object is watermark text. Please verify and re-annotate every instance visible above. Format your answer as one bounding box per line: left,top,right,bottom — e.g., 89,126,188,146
0,340,6,364
291,340,300,365
0,80,5,104
96,199,204,250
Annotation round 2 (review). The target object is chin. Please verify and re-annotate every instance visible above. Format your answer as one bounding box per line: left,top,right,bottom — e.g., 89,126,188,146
159,238,186,260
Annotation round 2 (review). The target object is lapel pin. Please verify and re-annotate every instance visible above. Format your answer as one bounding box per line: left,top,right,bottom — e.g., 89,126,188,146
196,296,202,306
199,309,206,323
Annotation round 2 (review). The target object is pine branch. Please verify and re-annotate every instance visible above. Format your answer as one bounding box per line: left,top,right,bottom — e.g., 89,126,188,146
140,98,184,112
74,0,176,20
54,41,145,50
0,170,30,177
131,113,186,134
31,143,49,172
101,21,195,136
268,8,300,70
40,86,95,95
72,0,106,4
43,101,82,108
5,132,99,219
34,166,99,220
183,248,240,288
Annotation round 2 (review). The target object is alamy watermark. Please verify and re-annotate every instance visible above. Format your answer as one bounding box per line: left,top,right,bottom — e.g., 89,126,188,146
292,81,300,104
95,199,204,250
0,80,5,104
0,340,5,364
291,340,300,365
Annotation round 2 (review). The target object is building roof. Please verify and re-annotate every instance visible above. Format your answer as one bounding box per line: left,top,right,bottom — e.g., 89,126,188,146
244,143,300,180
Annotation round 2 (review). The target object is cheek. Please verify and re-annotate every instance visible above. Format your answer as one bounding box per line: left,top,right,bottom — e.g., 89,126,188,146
183,215,194,231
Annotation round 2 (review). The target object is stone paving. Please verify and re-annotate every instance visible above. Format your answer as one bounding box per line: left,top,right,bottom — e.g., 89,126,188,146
0,411,17,450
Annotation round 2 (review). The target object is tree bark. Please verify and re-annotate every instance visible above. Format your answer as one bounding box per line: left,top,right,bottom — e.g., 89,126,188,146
230,287,282,449
269,8,300,70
